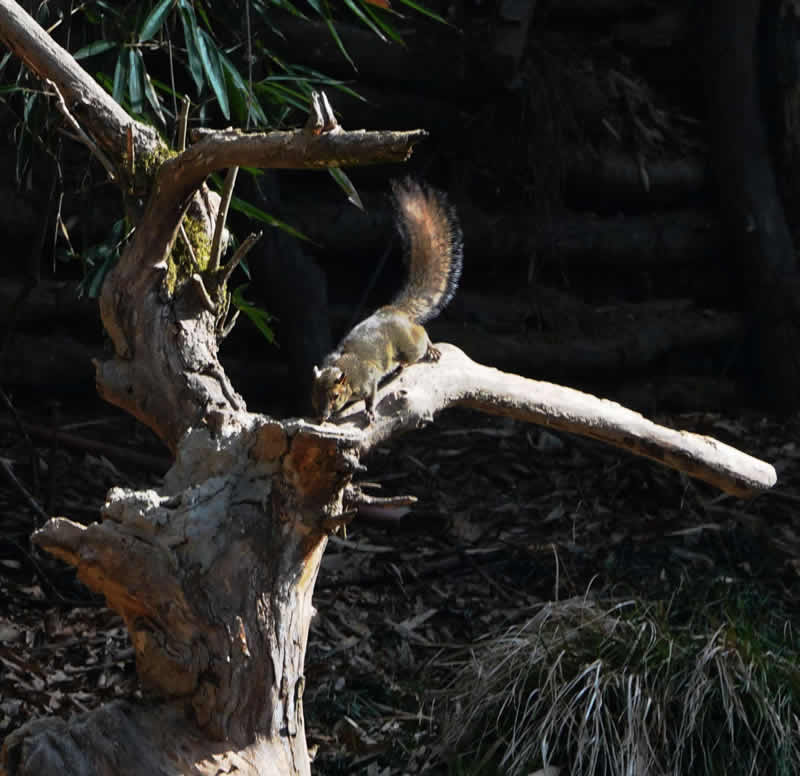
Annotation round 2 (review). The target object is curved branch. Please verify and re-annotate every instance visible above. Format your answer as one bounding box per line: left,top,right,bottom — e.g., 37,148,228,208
324,345,777,497
96,125,427,450
140,127,426,268
170,128,427,210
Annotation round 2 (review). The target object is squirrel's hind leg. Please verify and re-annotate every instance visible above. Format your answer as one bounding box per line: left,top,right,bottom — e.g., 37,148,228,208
364,378,378,422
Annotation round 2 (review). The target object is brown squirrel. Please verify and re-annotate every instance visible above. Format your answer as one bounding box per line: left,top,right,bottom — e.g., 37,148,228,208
312,179,463,421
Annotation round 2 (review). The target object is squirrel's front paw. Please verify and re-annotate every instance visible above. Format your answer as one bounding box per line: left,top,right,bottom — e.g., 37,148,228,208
425,344,441,362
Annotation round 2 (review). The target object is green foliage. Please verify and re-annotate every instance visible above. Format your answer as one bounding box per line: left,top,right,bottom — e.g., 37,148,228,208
207,171,311,243
60,0,445,131
76,218,133,298
328,166,363,209
231,284,275,342
0,0,446,325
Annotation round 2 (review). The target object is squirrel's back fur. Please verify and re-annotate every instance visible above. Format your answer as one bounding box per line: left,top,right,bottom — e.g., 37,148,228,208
390,179,462,323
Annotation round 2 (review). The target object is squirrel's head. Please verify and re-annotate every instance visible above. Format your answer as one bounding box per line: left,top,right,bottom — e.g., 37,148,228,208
311,365,352,421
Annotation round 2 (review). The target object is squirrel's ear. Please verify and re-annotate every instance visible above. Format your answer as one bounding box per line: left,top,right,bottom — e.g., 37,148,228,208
313,366,321,378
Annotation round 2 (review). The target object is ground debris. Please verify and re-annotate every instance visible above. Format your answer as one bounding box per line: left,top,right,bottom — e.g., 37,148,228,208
2,403,798,772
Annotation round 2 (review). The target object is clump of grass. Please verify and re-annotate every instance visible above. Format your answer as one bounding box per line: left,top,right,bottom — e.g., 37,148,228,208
440,589,800,776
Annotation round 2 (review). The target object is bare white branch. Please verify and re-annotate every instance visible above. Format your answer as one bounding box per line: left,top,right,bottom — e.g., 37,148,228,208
321,345,776,497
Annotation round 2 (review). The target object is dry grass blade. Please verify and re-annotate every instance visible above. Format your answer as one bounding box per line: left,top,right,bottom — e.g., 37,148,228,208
439,594,800,776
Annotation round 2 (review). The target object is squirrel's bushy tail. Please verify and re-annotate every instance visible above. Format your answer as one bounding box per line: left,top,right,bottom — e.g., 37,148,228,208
391,178,463,324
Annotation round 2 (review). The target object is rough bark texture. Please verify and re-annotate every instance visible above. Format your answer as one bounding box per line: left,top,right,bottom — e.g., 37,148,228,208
3,701,301,776
3,417,349,776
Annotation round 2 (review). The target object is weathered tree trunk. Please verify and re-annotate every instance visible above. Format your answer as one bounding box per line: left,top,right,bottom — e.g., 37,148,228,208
0,4,422,773
4,417,340,776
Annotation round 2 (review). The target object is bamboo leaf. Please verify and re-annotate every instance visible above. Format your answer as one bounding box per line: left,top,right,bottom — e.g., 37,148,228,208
343,0,387,42
273,64,367,102
22,91,36,123
220,52,268,127
90,1,123,18
357,0,405,44
229,194,311,242
139,0,174,42
196,28,230,119
329,167,364,210
255,80,308,113
74,40,117,60
194,2,212,30
0,50,11,77
146,75,182,101
94,72,113,93
231,284,275,343
178,0,204,92
143,68,166,125
128,49,144,114
87,250,117,298
291,2,356,67
323,16,356,69
394,0,447,24
112,49,128,103
209,172,310,242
